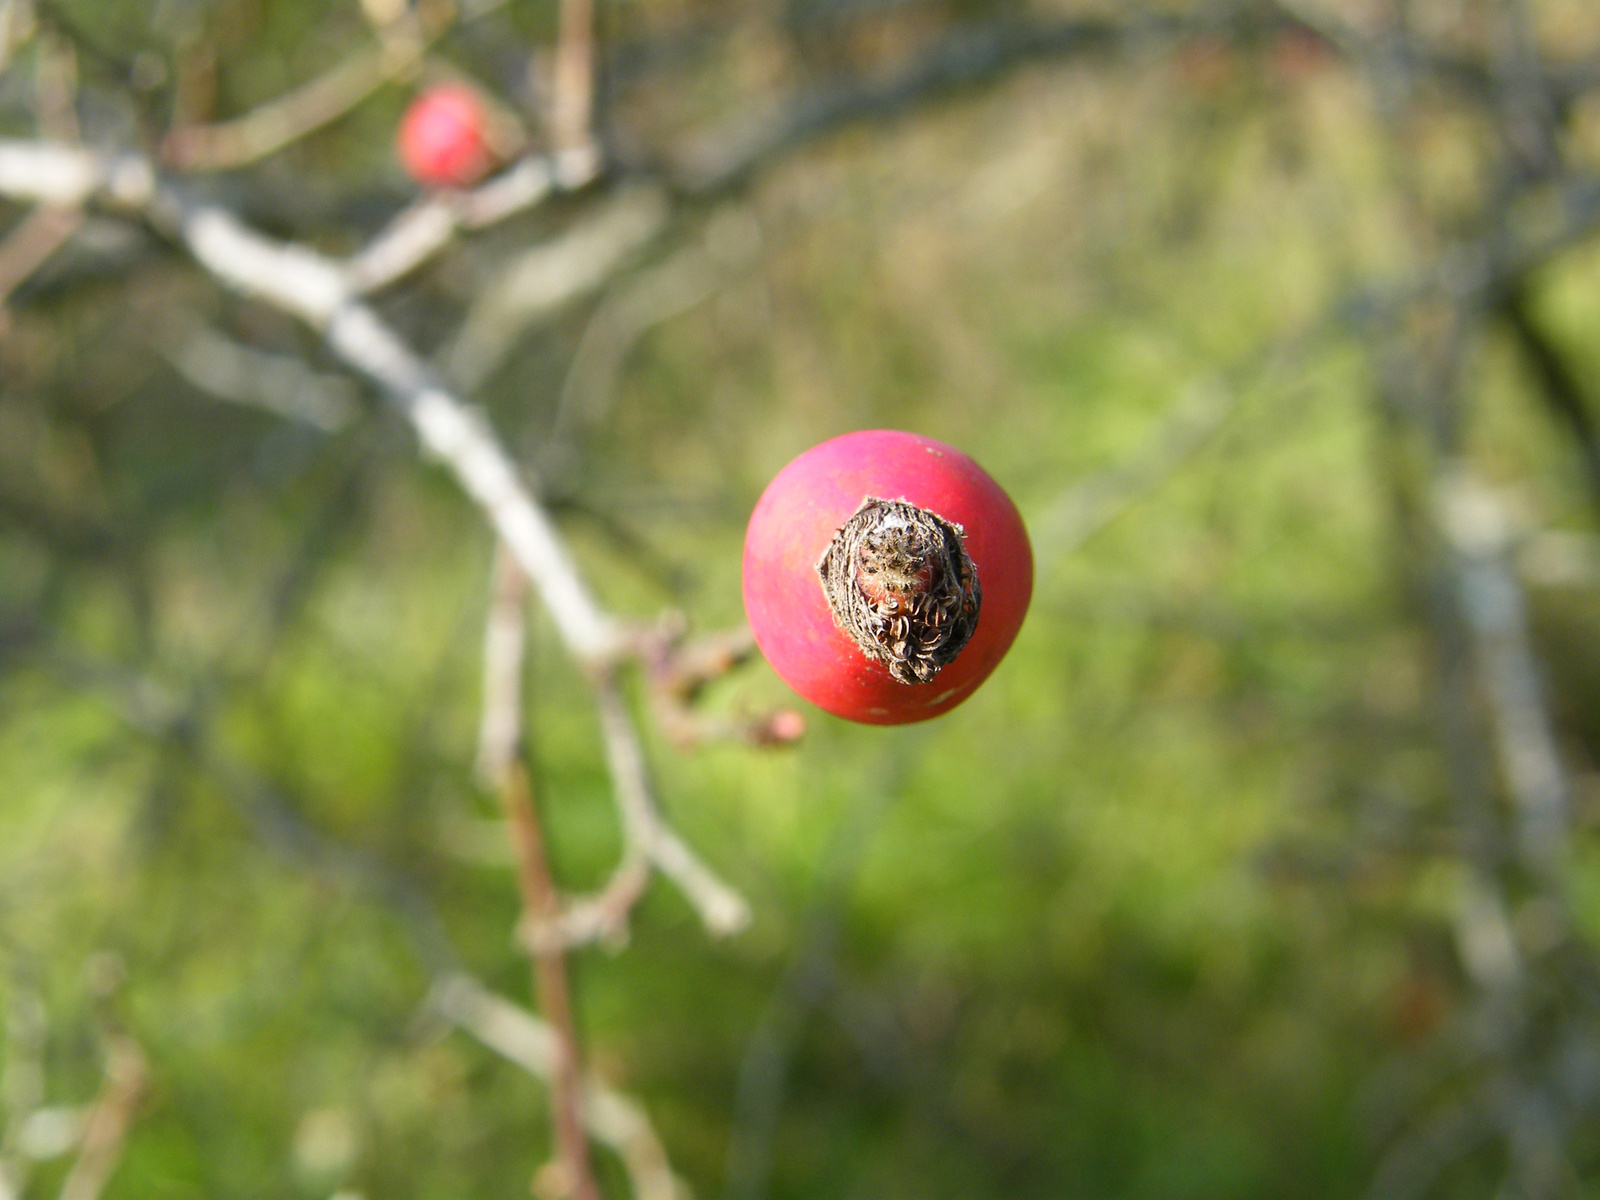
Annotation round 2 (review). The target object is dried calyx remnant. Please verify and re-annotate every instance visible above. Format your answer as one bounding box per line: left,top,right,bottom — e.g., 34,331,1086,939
817,497,981,684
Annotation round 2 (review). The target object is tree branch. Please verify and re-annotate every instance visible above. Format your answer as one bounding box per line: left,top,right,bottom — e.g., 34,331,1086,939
158,6,457,172
501,762,602,1200
430,974,687,1200
55,1037,144,1200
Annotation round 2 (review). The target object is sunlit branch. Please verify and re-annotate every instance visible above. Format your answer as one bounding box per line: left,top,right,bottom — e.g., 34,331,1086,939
344,149,603,294
477,542,530,790
55,1037,144,1200
1435,470,1571,874
431,974,687,1200
0,140,756,951
0,204,81,319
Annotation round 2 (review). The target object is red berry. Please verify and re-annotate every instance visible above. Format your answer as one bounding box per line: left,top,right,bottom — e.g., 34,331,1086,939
742,431,1033,725
396,84,494,189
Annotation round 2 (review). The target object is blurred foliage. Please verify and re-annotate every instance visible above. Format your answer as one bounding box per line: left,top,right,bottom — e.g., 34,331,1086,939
4,0,1600,1199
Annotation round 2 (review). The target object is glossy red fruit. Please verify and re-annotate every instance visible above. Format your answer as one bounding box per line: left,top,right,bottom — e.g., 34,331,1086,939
396,84,494,189
742,430,1033,725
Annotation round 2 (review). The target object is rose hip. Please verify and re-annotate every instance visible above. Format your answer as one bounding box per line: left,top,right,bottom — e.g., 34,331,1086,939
396,84,495,189
742,430,1032,725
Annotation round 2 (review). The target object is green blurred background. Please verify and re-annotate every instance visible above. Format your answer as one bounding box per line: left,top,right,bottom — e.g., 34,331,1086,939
5,1,1600,1197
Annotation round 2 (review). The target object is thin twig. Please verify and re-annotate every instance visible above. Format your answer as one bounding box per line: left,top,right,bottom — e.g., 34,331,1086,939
160,322,360,432
159,9,446,172
344,150,603,295
638,621,804,749
1435,469,1571,874
501,761,602,1200
551,0,596,157
522,672,750,951
592,677,749,934
0,139,755,945
444,185,670,391
475,538,600,1197
55,1036,144,1200
476,541,530,790
431,974,686,1200
0,204,81,316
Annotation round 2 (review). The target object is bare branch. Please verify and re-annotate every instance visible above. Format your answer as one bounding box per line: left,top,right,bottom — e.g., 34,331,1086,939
0,140,759,952
523,675,750,951
347,197,463,293
444,185,670,391
523,845,652,952
327,302,622,660
476,542,530,790
551,0,596,157
0,204,81,317
163,43,399,172
155,0,548,174
0,142,147,207
1435,469,1571,873
158,9,448,172
55,1037,144,1200
161,323,360,432
501,762,602,1200
638,620,804,750
430,974,688,1200
344,150,603,294
592,678,750,935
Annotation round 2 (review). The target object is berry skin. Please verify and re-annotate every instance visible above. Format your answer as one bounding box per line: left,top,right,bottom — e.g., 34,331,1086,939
396,84,494,189
742,431,1032,725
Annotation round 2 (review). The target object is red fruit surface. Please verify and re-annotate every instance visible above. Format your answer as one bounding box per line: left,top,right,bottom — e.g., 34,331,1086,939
397,85,493,188
742,430,1033,725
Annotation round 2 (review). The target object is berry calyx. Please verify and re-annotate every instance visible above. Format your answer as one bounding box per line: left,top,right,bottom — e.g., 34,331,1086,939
743,431,1032,725
396,84,495,189
817,497,981,685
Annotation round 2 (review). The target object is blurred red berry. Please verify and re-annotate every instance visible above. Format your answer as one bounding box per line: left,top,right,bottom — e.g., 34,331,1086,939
742,431,1033,725
396,84,494,189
